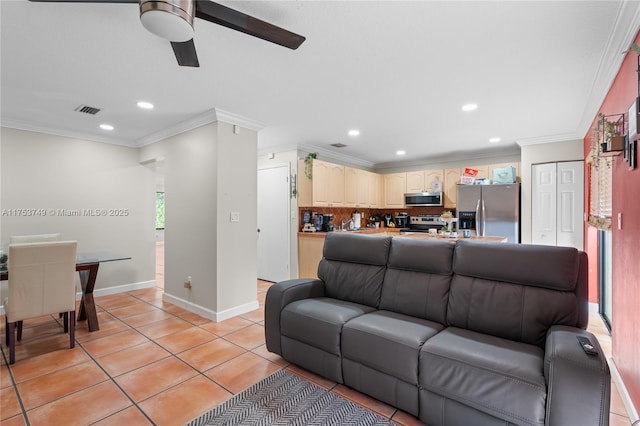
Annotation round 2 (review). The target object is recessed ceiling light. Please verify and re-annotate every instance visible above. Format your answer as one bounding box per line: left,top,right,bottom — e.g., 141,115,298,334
137,101,154,110
396,150,406,156
462,103,478,112
489,137,501,143
348,129,360,137
99,124,114,131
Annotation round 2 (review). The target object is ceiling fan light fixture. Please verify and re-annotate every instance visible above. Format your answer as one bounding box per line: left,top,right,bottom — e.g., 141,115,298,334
140,0,195,42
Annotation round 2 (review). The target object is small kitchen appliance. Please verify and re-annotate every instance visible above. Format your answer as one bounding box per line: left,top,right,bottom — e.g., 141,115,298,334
322,214,334,232
395,213,410,228
384,214,393,227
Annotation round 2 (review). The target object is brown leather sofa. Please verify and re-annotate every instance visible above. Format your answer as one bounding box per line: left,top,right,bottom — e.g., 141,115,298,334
265,233,610,426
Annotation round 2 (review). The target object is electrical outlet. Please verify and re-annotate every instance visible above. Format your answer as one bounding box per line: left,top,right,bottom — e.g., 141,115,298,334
184,276,192,289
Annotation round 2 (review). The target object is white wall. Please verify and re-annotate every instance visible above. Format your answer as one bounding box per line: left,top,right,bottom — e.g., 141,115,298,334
257,149,299,279
375,154,522,174
140,121,258,319
0,127,156,301
520,139,584,243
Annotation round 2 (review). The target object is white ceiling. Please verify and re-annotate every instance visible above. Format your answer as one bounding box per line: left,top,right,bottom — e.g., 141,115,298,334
2,1,639,169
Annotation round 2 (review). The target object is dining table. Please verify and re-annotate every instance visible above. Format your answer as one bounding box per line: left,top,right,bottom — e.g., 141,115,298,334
0,252,131,332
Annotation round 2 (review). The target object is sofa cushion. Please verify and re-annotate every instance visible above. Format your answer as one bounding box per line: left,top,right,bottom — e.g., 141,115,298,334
318,233,391,307
447,275,579,347
420,327,546,426
379,238,453,323
342,310,444,384
453,240,581,291
281,297,375,356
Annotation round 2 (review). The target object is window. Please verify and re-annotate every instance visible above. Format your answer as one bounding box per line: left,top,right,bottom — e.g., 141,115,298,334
156,192,165,230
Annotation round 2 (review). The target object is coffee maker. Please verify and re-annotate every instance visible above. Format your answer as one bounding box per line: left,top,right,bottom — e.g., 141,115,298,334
321,214,334,231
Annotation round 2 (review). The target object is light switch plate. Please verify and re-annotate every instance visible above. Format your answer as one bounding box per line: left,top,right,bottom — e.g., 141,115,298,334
230,212,240,222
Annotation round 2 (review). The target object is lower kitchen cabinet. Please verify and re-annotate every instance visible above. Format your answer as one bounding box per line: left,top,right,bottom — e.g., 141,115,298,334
298,234,325,279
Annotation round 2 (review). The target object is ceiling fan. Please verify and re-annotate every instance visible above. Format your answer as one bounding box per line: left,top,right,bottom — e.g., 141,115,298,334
28,0,306,67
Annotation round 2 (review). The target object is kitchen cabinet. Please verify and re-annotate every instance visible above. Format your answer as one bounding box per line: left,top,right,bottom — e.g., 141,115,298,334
383,173,406,208
369,173,382,208
425,170,444,192
297,159,345,207
298,234,325,279
444,168,460,209
345,167,373,208
406,171,425,193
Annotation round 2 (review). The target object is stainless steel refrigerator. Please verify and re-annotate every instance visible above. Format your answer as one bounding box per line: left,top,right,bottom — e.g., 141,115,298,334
456,183,520,243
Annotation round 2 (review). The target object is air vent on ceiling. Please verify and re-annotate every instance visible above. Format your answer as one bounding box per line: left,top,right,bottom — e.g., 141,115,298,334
74,104,101,115
331,143,348,148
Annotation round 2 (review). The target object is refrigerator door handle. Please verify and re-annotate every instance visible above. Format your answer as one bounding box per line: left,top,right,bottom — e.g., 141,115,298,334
475,199,481,235
481,200,486,236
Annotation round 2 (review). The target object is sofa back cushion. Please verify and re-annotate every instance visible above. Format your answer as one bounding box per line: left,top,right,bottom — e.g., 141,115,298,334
318,233,392,308
379,238,454,324
447,240,587,348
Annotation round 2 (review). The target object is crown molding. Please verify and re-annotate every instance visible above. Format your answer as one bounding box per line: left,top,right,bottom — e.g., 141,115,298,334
0,119,137,147
576,0,640,139
135,108,266,147
296,143,376,169
516,133,583,147
215,109,266,131
135,108,218,147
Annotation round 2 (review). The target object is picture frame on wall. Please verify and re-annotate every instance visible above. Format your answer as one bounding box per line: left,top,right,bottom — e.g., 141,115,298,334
630,140,637,170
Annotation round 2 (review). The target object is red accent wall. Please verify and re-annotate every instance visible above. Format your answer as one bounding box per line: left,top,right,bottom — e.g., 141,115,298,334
584,31,640,411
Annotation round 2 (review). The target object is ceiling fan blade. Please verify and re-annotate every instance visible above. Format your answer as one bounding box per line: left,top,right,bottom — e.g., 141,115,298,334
195,1,305,50
171,39,200,67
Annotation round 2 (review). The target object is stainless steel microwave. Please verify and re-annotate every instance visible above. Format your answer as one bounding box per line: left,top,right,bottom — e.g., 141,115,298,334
404,192,443,207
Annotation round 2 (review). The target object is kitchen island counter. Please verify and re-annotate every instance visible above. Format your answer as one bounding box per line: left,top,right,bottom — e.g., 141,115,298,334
298,230,506,278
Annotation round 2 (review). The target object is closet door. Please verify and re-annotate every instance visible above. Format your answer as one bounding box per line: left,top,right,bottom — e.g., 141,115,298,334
556,161,584,249
532,163,557,246
532,161,584,249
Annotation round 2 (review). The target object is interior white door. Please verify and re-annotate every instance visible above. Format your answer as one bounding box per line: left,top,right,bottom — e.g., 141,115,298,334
532,161,584,249
257,164,290,282
532,163,557,246
556,161,584,249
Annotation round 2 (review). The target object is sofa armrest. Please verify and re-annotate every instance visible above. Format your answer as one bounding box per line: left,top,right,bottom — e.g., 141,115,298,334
544,325,610,426
264,278,325,355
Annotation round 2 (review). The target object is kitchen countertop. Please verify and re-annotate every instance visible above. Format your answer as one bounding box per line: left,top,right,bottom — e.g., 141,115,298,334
298,228,506,243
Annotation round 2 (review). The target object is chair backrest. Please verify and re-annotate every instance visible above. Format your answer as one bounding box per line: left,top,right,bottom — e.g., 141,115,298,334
7,241,77,322
447,240,588,348
379,238,454,324
10,233,62,244
318,233,392,308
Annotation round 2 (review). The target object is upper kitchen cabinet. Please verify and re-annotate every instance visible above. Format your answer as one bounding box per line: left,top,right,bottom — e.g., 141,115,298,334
471,165,489,180
297,159,345,207
407,170,444,193
444,168,460,209
345,167,372,208
369,173,382,208
313,160,345,206
383,173,406,208
406,171,425,193
425,170,444,192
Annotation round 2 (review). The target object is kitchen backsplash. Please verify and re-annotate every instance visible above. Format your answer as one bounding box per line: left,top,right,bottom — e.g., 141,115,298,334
299,206,452,231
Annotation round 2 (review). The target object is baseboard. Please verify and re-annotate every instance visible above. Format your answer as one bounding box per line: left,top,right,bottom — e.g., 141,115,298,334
608,356,640,424
162,292,260,322
75,280,157,300
0,280,157,316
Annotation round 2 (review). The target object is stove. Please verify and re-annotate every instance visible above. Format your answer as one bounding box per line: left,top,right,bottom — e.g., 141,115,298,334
406,215,446,233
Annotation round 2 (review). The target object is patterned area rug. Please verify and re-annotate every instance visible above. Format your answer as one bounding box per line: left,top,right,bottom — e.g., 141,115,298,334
186,369,394,426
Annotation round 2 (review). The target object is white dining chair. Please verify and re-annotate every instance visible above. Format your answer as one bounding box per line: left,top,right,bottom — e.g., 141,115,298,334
9,233,62,244
4,241,78,364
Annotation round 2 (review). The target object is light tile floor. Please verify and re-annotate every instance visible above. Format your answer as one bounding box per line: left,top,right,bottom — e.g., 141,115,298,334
0,279,633,425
